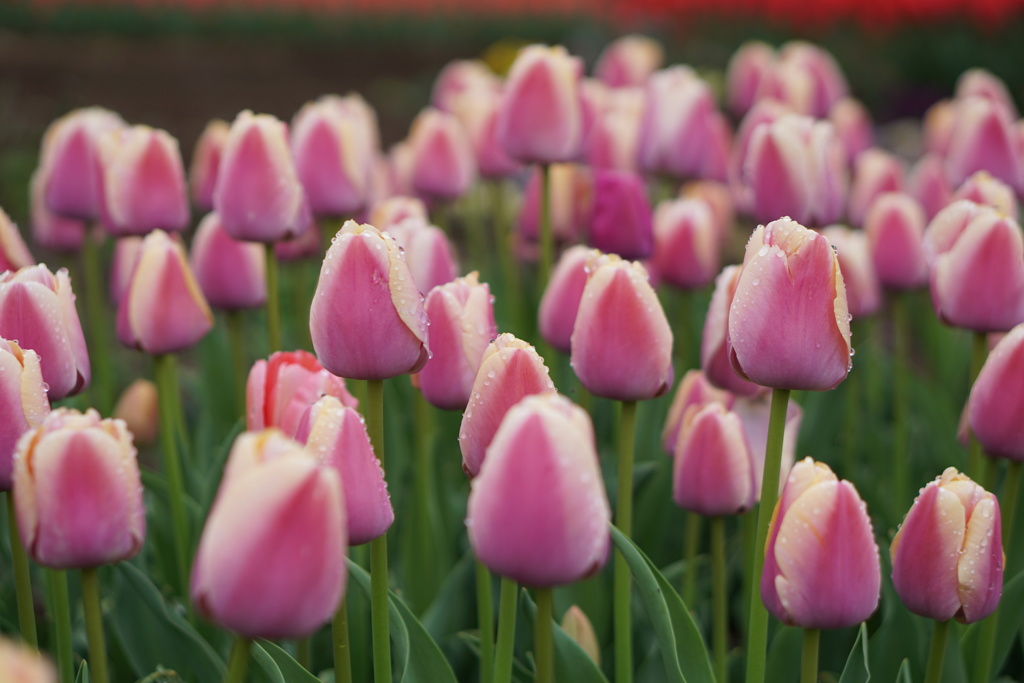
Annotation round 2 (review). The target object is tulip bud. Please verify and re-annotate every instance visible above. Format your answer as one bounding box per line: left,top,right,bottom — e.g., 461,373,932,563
30,169,86,252
39,107,125,220
956,68,1018,117
0,207,35,274
673,403,756,516
762,458,881,628
726,41,775,116
754,61,815,116
744,115,812,225
952,171,1018,217
586,87,645,173
967,324,1024,459
637,67,717,179
700,265,764,397
729,218,852,391
117,230,213,355
848,148,905,228
890,468,1002,623
190,213,267,311
662,369,735,454
467,393,611,586
652,197,720,289
0,636,57,683
311,221,430,380
191,429,345,639
945,97,1023,194
459,333,555,477
680,181,735,243
561,605,601,665
822,226,881,319
109,236,143,306
189,119,230,212
418,273,497,411
538,245,590,354
588,169,653,260
0,339,49,491
370,196,428,231
408,108,477,202
497,44,585,164
777,41,849,118
13,408,145,568
909,154,953,221
214,110,310,243
518,164,592,246
828,97,873,164
0,264,90,400
571,251,673,401
247,349,357,438
594,34,664,88
297,397,393,545
864,192,929,291
112,379,159,447
386,217,459,293
728,99,792,215
431,60,500,113
450,86,522,179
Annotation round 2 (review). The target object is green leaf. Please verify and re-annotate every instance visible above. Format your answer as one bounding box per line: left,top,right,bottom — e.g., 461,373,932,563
610,525,715,683
519,590,608,683
75,661,90,683
961,567,1024,676
255,640,321,682
895,659,911,683
251,642,285,683
838,623,871,683
765,626,801,683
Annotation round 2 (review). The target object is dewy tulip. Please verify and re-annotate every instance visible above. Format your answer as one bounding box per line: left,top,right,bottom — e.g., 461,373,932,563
0,207,36,274
39,107,125,220
417,273,497,411
117,230,214,355
0,338,49,491
190,212,267,311
459,333,555,477
762,458,881,629
821,226,881,319
297,396,393,545
890,468,1002,623
967,324,1024,460
701,265,764,397
571,251,673,401
467,393,610,587
728,218,853,391
30,169,86,252
13,408,145,569
637,66,718,179
864,192,929,290
661,369,734,454
496,44,584,164
0,264,90,401
189,119,230,212
191,429,345,639
652,197,720,289
247,349,357,438
594,34,664,88
538,245,590,354
847,148,905,228
98,125,190,236
945,96,1023,194
588,169,653,260
384,216,459,294
214,110,310,243
310,220,430,380
408,107,477,202
673,403,756,516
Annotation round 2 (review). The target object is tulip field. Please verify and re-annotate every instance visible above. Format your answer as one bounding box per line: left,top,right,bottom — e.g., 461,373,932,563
4,14,1024,683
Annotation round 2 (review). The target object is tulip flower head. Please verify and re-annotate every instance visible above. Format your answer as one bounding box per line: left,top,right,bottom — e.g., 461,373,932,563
408,107,477,202
538,245,591,354
821,226,881,319
890,468,1003,623
385,217,459,295
673,403,757,516
189,119,230,212
0,207,35,274
652,197,720,290
588,169,653,260
967,324,1024,460
0,338,49,491
30,169,86,252
190,213,267,311
701,265,765,397
594,34,664,89
637,66,718,179
864,192,929,291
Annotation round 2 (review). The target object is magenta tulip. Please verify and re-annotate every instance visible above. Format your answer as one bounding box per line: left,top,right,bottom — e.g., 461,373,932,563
864,192,929,290
30,169,86,252
588,169,653,260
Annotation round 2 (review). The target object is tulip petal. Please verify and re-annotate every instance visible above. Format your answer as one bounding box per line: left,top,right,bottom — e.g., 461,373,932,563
958,495,1003,623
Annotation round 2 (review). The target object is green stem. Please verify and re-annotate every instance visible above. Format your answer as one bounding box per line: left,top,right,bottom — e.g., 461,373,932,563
615,400,638,683
801,629,819,683
225,636,251,683
154,353,190,597
711,518,728,683
739,510,756,641
1002,461,1022,559
493,578,519,683
265,243,281,353
892,294,910,515
409,391,441,613
744,387,791,683
682,512,701,608
534,588,554,683
6,492,37,648
81,567,108,683
539,163,554,293
296,637,312,673
966,331,989,480
924,621,950,683
492,181,525,338
332,598,352,683
842,361,859,483
476,562,496,683
366,379,391,683
47,569,74,683
83,231,114,414
226,311,248,417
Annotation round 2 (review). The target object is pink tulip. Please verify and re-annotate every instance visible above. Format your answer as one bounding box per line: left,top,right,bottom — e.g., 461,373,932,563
953,171,1018,217
296,397,393,545
890,468,1002,623
97,125,190,236
594,34,664,88
725,41,775,117
822,226,881,318
0,207,35,274
459,333,555,477
417,273,496,411
680,180,735,245
518,164,592,245
431,60,500,113
701,265,764,397
449,87,522,179
369,196,428,231
864,192,929,290
762,458,881,628
39,107,125,220
847,148,905,228
0,264,90,400
673,403,756,516
386,140,416,198
909,154,953,221
945,97,1023,194
588,169,653,260
637,67,717,179
190,213,266,311
0,339,49,491
742,115,813,226
955,68,1018,118
497,44,584,164
189,119,230,212
467,393,610,586
661,369,735,454
30,169,85,252
538,245,590,354
386,217,459,293
728,99,792,215
112,379,159,447
754,60,815,116
13,408,145,569
967,324,1024,459
828,97,873,164
776,41,849,118
109,236,143,306
310,221,430,380
652,197,720,289
408,107,477,202
117,230,213,355
923,99,956,157
586,87,645,173
571,251,673,401
214,110,310,243
247,349,357,438
728,217,852,391
191,429,345,639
